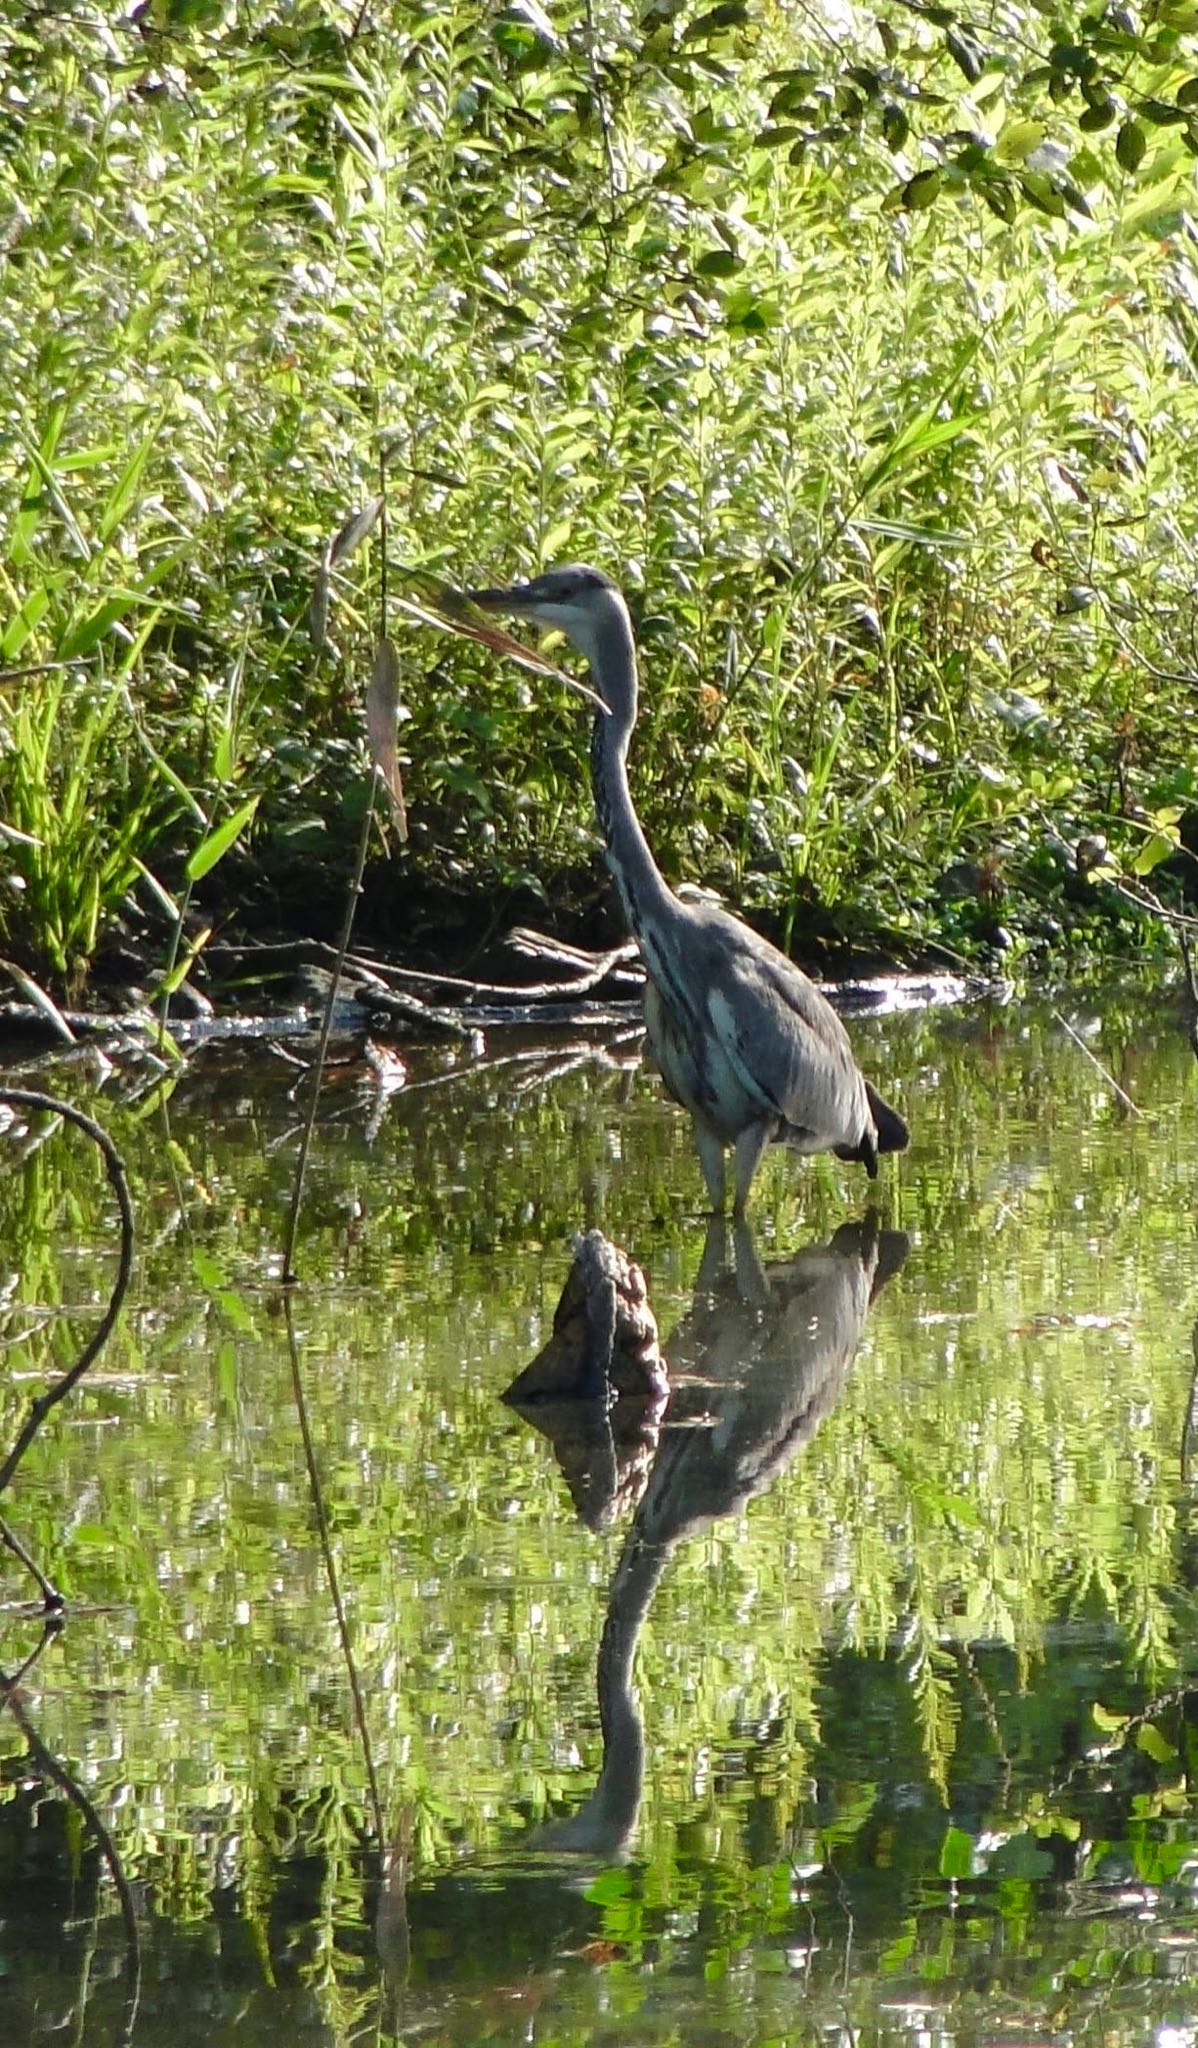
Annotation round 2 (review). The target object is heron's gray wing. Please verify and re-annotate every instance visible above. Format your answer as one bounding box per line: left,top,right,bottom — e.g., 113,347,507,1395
699,923,871,1146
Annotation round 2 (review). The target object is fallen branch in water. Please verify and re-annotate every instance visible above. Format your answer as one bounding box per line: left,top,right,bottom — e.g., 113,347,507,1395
209,929,643,1006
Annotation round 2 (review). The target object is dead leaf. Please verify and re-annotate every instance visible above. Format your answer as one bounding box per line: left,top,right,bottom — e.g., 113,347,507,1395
327,494,384,568
366,636,407,839
570,1940,628,1965
308,566,330,651
393,572,607,710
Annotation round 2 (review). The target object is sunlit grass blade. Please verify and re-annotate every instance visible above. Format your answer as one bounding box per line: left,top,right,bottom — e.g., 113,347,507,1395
185,796,260,885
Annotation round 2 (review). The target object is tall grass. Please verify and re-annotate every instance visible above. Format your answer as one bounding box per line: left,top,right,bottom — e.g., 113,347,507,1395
2,0,1198,986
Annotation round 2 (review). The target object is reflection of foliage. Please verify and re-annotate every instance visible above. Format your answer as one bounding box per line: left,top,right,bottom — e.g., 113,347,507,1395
0,1002,1195,2035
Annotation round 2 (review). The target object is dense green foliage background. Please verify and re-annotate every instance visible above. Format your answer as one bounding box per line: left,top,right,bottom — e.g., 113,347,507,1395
4,0,1198,984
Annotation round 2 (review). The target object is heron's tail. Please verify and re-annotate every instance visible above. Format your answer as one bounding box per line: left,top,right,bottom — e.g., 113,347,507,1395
866,1082,909,1155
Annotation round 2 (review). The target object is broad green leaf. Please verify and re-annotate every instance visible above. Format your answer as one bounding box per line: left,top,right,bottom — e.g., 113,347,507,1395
57,591,141,660
1117,119,1148,170
1131,832,1176,877
1136,1722,1178,1764
997,119,1047,163
97,423,161,544
696,248,742,277
1,585,50,660
903,168,942,209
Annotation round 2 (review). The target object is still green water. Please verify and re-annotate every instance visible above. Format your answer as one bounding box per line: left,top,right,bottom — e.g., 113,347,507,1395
1,992,1197,2047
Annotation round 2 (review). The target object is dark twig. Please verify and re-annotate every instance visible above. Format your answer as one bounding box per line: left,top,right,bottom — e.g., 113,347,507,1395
282,784,379,1283
0,1090,134,1497
0,657,90,685
1050,1011,1140,1118
283,1297,386,1845
1,1640,141,2045
0,1513,62,1608
1179,928,1198,1067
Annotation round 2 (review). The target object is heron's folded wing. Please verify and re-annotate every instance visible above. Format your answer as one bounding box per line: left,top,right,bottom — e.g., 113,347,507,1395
703,944,868,1143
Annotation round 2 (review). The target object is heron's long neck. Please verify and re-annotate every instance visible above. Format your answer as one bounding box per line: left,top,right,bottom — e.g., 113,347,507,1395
534,1530,668,1858
587,617,675,942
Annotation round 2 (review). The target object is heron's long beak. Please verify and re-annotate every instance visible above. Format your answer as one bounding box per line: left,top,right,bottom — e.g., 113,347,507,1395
464,584,539,617
461,585,609,713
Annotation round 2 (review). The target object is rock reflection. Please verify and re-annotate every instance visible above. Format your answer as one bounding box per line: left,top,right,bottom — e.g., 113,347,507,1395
502,1229,669,1529
522,1212,908,1864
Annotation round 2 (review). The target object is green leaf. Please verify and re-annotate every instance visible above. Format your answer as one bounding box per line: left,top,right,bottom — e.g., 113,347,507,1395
684,2,749,38
1116,118,1148,170
97,423,161,545
939,1826,974,1878
996,119,1046,164
946,27,984,80
57,592,141,660
1019,171,1067,216
882,103,910,150
1136,1722,1178,1764
696,247,742,277
981,179,1017,222
185,795,260,883
1,585,51,660
192,1249,224,1291
903,167,942,209
1131,831,1176,876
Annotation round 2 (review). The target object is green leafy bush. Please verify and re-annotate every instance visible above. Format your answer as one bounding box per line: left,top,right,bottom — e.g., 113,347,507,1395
3,0,1198,984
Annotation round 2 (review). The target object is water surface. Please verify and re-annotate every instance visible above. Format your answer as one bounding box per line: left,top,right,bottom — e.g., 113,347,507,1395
1,992,1196,2046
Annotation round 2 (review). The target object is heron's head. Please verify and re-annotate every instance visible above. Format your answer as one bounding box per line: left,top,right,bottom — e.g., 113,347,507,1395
466,565,634,699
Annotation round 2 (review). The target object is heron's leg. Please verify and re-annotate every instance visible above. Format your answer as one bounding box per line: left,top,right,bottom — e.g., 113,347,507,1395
731,1216,770,1307
692,1120,727,1213
695,1213,731,1294
731,1122,771,1219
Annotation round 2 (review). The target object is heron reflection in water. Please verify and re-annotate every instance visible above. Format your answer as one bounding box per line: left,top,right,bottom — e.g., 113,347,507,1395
508,1211,908,1864
467,567,909,1214
376,1213,906,2026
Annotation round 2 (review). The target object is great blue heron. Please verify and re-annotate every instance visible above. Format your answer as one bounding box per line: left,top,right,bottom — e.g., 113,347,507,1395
468,565,909,1213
